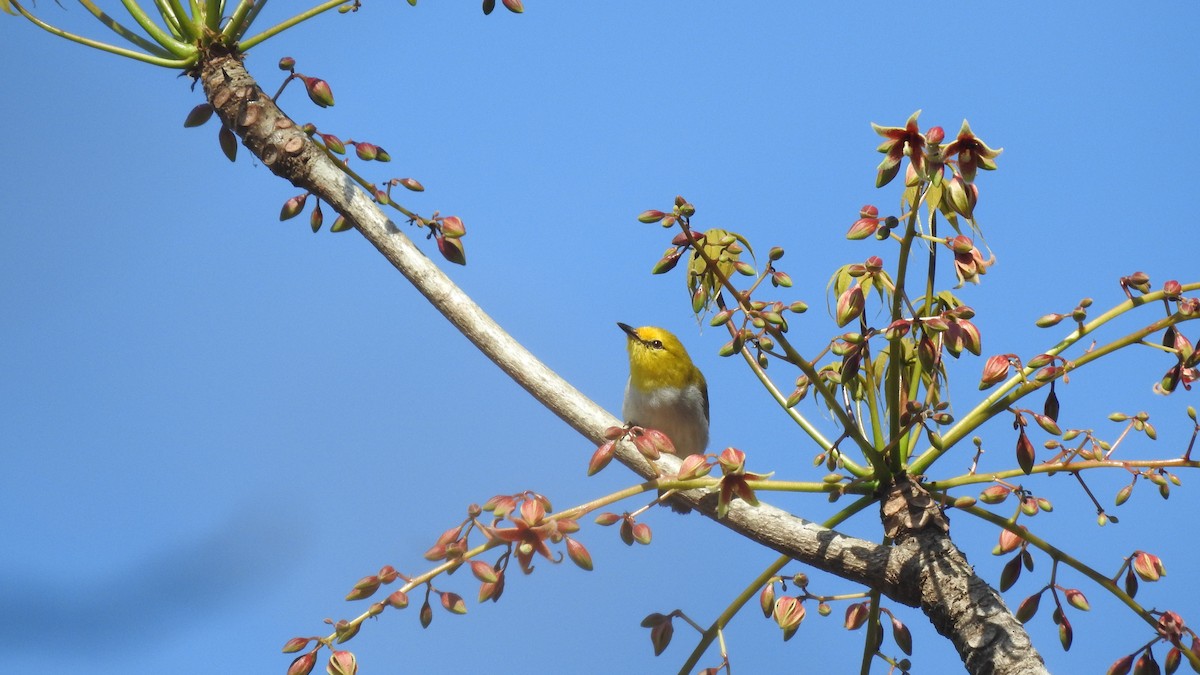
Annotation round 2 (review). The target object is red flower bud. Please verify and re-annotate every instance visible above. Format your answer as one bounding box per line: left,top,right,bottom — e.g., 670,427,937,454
302,76,335,108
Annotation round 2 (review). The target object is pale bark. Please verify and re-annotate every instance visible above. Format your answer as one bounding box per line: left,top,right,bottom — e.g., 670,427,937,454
198,46,1047,674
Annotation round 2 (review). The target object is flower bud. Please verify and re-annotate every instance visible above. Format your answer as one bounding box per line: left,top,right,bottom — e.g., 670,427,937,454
398,177,424,192
1133,551,1166,581
436,235,467,265
320,133,346,154
846,217,878,240
836,286,865,327
355,142,379,161
302,76,334,108
566,537,593,571
287,651,317,675
280,193,308,221
440,215,466,238
327,651,357,675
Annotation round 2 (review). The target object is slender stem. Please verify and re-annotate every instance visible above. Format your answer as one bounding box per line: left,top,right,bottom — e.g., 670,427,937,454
151,0,185,40
862,346,887,452
910,285,1200,475
901,209,938,466
238,0,344,51
119,0,194,56
204,0,222,31
223,0,257,38
231,0,267,41
9,0,193,68
679,220,878,464
924,457,1200,492
76,0,177,57
164,0,198,41
887,184,926,468
736,336,873,476
858,588,884,675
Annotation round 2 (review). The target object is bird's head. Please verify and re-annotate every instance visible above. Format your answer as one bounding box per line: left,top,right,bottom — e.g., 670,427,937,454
617,322,702,390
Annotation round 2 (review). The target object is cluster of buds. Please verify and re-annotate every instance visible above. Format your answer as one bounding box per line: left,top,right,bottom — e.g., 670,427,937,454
275,57,335,108
1106,608,1199,675
479,493,589,574
843,601,914,663
845,204,899,241
946,235,994,286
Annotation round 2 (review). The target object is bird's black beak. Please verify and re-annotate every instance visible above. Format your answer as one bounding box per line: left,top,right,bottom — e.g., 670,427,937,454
617,322,638,340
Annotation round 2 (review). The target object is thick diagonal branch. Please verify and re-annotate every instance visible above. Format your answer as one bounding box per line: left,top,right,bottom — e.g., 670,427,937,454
198,47,1045,674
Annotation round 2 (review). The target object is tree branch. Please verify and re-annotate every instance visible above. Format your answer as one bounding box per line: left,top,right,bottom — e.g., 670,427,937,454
197,46,1046,674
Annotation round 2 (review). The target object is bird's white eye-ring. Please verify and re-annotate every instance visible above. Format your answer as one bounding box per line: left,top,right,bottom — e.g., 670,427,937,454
650,340,664,349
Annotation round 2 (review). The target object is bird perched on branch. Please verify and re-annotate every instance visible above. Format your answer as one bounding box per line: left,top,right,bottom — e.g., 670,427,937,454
617,322,709,458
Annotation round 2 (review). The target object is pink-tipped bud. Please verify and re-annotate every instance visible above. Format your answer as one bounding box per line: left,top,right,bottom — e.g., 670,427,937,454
282,637,312,654
948,235,975,254
397,177,424,192
310,202,324,233
326,650,357,675
561,537,591,570
436,235,467,265
1064,588,1090,611
947,175,977,218
354,142,378,161
630,522,652,545
637,209,667,224
997,525,1025,554
439,215,465,239
344,575,381,601
846,217,879,240
320,133,345,154
303,77,335,108
979,485,1011,504
593,512,621,526
773,596,806,640
980,354,1012,389
642,428,676,456
287,651,318,675
280,193,308,221
718,447,746,475
759,583,776,618
835,286,865,327
844,602,869,630
676,453,712,480
926,126,945,144
278,56,296,71
1133,551,1166,581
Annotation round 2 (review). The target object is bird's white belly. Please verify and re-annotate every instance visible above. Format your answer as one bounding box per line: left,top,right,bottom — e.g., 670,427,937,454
622,382,709,457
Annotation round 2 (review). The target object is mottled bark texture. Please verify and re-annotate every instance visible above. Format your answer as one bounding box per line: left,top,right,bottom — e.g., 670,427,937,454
198,47,1046,674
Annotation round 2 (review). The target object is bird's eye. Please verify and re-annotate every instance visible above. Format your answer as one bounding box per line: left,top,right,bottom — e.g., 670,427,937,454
650,340,664,349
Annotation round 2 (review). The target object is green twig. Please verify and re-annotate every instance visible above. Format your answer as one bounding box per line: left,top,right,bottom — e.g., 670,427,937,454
910,284,1200,475
76,0,176,57
238,0,344,51
119,0,194,56
10,0,193,68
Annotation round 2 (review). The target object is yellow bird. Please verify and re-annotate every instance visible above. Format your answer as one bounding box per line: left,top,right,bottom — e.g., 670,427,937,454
618,323,709,458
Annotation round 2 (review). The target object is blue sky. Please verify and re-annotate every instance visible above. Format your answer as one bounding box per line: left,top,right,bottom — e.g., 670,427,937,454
2,2,1198,673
